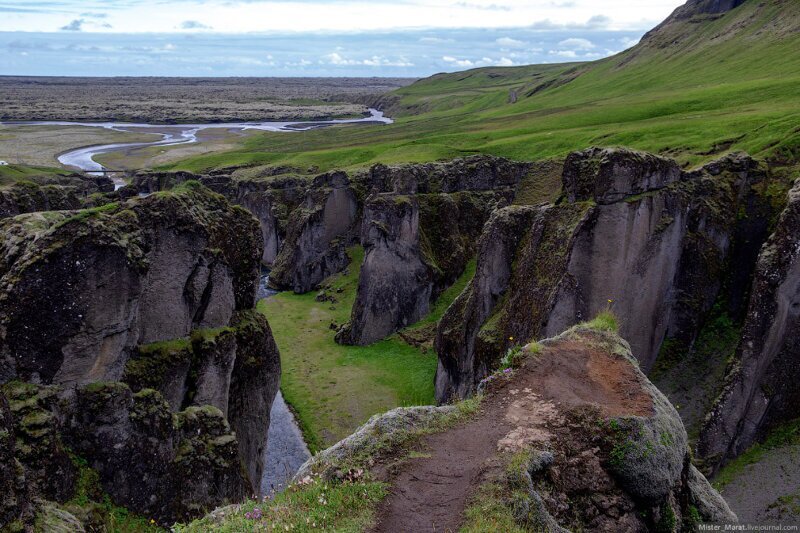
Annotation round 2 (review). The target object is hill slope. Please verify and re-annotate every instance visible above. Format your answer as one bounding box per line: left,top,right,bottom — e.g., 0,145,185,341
166,0,800,174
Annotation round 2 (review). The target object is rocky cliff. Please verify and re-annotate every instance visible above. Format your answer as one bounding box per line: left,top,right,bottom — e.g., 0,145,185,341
0,174,113,219
293,325,736,531
125,157,532,342
435,148,778,409
0,183,281,528
698,178,800,469
335,158,525,345
269,172,359,293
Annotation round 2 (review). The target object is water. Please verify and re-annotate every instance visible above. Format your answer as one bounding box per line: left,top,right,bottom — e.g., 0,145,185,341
259,272,311,496
1,109,392,190
261,391,312,496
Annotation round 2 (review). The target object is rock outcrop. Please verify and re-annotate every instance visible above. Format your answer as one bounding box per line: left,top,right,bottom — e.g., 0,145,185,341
698,178,800,469
269,172,359,293
497,327,738,530
294,325,736,531
0,182,261,386
336,157,526,345
435,148,777,403
0,175,113,219
0,183,281,528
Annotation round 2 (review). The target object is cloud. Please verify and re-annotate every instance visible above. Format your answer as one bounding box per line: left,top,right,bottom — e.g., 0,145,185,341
60,19,85,32
454,2,512,11
585,15,612,28
549,49,578,58
322,52,413,67
496,37,525,47
80,12,108,19
443,55,515,68
180,20,212,30
558,37,595,50
419,37,454,44
443,55,474,67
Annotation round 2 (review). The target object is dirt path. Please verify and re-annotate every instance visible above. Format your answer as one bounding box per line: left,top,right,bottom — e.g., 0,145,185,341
370,336,653,532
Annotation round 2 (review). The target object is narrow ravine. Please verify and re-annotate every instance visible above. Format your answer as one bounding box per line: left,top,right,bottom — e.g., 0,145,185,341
257,270,312,496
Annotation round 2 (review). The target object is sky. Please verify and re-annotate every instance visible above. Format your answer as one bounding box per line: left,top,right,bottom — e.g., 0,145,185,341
0,0,685,77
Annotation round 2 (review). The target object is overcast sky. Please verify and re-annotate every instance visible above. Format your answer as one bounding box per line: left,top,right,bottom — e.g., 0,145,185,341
0,0,685,76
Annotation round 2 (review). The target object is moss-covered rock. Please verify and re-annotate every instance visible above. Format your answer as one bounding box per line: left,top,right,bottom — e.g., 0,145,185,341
435,147,781,406
0,183,262,386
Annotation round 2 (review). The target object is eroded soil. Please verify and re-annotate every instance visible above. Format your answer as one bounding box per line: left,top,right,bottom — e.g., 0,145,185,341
370,334,653,532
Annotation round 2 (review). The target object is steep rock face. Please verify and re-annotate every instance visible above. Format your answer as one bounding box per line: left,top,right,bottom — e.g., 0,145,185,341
0,176,114,219
269,172,359,293
1,381,251,526
335,194,430,346
435,148,774,403
337,190,506,346
0,389,35,530
122,310,281,491
0,184,281,527
0,184,261,386
332,156,528,346
698,178,800,469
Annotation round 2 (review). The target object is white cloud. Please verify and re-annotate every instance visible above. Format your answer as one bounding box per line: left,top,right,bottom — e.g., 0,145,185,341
443,55,515,67
322,52,413,67
496,37,525,47
7,1,684,34
557,37,595,49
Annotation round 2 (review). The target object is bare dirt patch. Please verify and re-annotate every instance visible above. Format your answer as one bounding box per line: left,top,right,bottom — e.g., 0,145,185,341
369,335,654,532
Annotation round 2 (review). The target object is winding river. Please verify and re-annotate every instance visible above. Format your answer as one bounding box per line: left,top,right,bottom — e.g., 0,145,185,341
3,109,392,187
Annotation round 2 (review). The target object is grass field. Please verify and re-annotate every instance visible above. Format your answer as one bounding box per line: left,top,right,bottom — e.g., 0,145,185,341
161,1,800,176
259,247,475,452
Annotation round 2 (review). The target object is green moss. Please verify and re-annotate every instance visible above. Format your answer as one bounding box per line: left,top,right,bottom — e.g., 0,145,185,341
714,418,800,489
585,310,619,333
65,453,164,532
655,501,677,533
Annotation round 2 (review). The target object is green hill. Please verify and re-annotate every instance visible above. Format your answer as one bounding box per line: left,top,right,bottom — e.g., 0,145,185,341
166,0,800,173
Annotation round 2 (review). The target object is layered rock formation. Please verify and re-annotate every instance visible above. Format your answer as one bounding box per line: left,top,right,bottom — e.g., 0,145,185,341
269,172,359,293
435,148,777,404
335,158,525,345
0,183,281,528
0,174,113,219
699,178,800,469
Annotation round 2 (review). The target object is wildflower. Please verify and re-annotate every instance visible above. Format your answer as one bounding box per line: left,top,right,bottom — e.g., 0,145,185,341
509,336,514,341
503,368,512,374
150,519,156,525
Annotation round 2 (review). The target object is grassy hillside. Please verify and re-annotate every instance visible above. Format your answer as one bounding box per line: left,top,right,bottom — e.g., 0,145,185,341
164,0,800,174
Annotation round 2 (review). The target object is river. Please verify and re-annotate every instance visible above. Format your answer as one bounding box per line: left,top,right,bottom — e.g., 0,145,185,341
2,109,392,188
258,270,312,496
